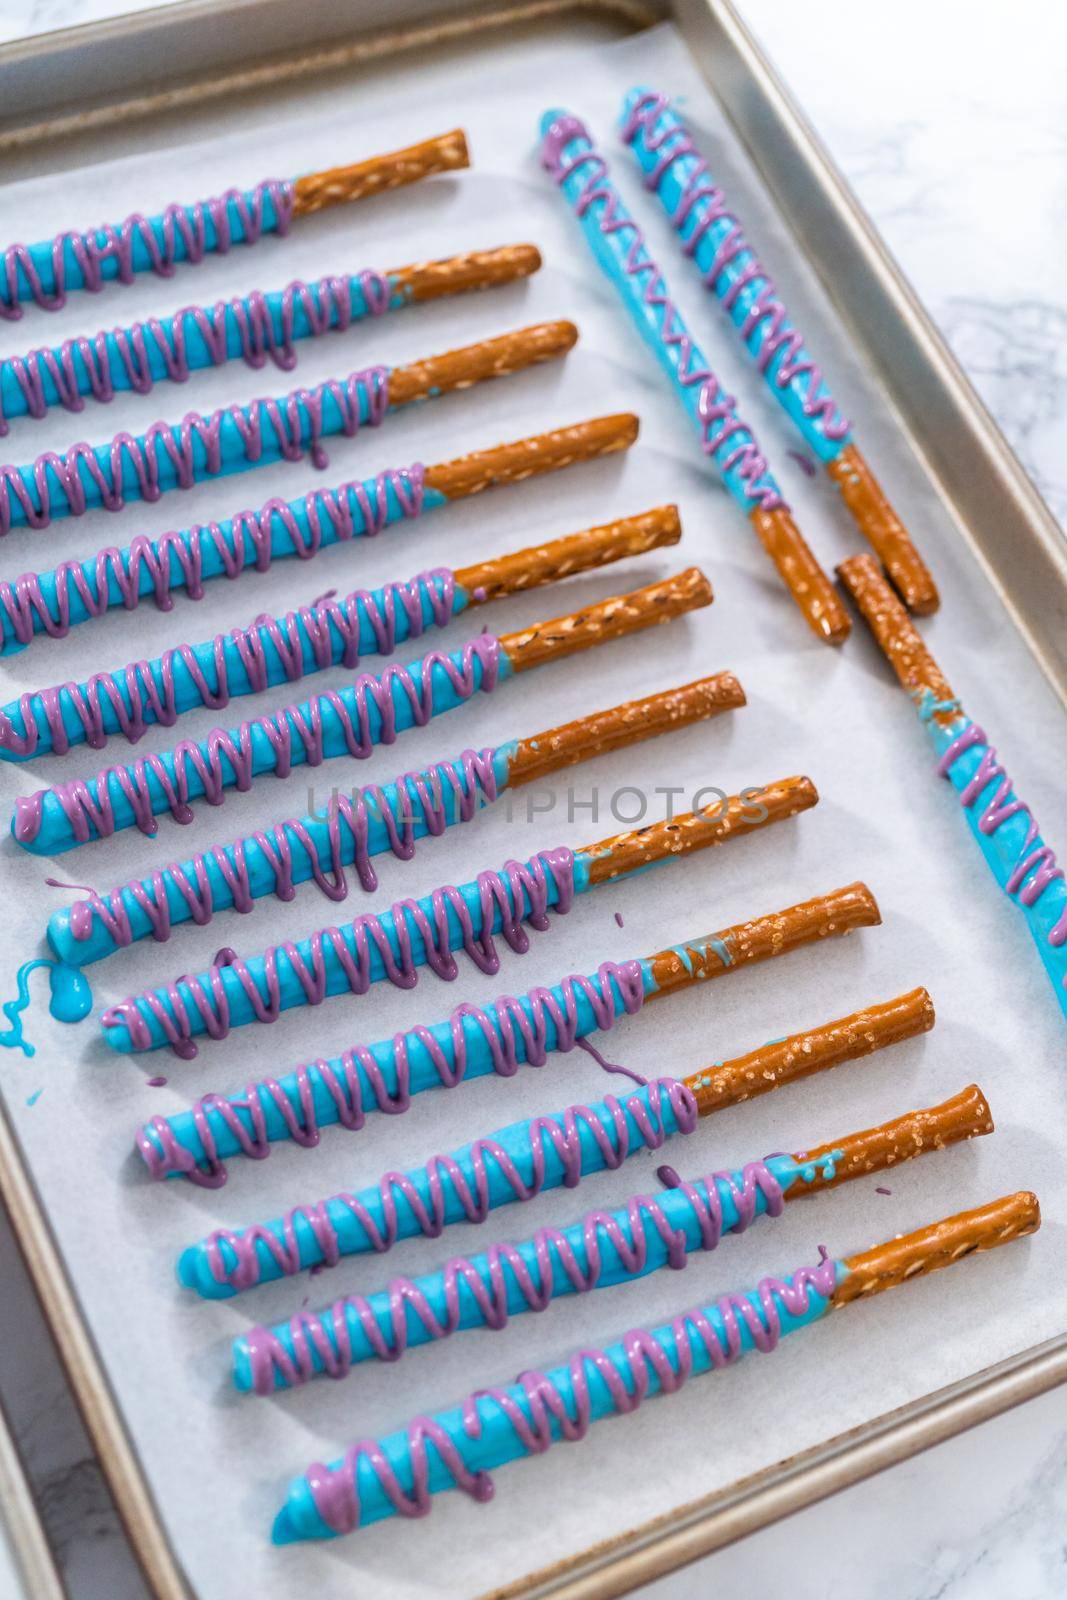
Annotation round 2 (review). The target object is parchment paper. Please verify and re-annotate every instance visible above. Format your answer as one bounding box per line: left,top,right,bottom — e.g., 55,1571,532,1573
1,18,1065,1600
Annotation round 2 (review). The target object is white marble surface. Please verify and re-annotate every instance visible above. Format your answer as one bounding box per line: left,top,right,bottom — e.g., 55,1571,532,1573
1,2,1065,1597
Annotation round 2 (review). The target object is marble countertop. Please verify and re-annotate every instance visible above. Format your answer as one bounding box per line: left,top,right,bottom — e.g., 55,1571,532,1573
0,2,1064,1597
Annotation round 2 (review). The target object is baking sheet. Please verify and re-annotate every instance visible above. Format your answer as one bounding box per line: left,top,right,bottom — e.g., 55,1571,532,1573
0,16,1064,1600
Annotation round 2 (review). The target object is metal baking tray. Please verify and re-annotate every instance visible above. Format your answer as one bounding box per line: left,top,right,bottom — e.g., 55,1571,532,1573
1,3,1066,1598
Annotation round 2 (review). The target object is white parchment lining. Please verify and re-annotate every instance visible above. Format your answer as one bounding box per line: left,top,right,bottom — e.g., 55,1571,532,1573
0,19,1064,1600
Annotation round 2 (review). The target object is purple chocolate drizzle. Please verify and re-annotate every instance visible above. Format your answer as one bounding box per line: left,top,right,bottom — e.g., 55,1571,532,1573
305,1252,839,1532
0,366,388,536
937,722,1067,945
0,272,389,435
102,847,577,1058
14,635,500,847
0,569,455,757
69,748,500,952
576,1035,645,1086
0,464,425,649
141,962,652,1188
0,180,295,321
190,1076,687,1304
541,115,783,511
620,93,850,442
244,1160,785,1393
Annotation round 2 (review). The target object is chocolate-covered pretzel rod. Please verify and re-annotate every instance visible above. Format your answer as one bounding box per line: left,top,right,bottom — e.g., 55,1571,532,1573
0,245,541,436
0,129,470,320
839,552,1067,1017
0,412,638,656
154,883,882,1207
103,778,816,1058
620,91,939,614
13,568,709,856
50,672,739,968
0,321,576,538
0,506,681,762
540,109,848,645
238,1085,987,1393
273,1190,1037,1541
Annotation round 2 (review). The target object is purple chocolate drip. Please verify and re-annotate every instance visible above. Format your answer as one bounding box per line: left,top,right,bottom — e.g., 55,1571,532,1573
306,1252,839,1532
141,961,651,1188
576,1035,645,1086
15,635,500,847
541,116,783,512
0,272,389,435
102,846,577,1057
0,463,425,650
0,366,389,536
620,93,850,443
0,569,455,757
938,723,1067,944
244,1159,785,1393
70,748,499,952
0,180,295,321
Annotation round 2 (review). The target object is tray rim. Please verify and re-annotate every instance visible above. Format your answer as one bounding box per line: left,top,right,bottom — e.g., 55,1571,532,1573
0,1385,67,1600
0,2,1065,1597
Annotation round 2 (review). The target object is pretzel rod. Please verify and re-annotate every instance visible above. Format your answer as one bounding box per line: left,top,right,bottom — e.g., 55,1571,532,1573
507,666,742,786
0,320,576,538
149,884,881,1202
12,567,709,856
540,110,848,646
0,412,638,656
0,130,470,321
49,672,738,968
0,506,680,762
272,1189,1037,1540
839,553,1067,1017
686,985,934,1115
291,131,470,217
0,245,541,437
834,1190,1040,1303
620,92,939,615
237,1085,987,1393
646,880,879,999
102,778,814,1059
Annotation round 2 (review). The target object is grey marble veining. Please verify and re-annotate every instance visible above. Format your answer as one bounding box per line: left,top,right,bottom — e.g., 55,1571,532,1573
0,2,1064,1597
742,0,1067,530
